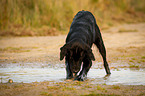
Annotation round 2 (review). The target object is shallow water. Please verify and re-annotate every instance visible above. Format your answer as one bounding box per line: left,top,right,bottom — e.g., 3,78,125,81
0,63,145,85
88,68,145,85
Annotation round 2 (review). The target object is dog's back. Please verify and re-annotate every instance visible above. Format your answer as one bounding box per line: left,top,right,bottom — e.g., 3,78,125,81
66,11,97,46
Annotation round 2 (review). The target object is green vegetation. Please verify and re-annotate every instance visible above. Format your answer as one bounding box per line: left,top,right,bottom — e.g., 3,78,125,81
141,56,145,59
0,0,145,36
97,85,105,90
0,84,10,89
111,85,120,89
129,64,139,68
40,92,49,96
0,81,145,96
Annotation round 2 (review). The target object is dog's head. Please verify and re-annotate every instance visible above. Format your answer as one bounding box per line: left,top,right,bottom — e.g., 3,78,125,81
60,40,95,73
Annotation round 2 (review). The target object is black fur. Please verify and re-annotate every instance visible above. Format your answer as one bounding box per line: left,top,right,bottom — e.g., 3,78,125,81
60,11,111,81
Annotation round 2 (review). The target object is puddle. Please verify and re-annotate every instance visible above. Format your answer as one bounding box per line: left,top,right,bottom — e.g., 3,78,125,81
88,68,145,85
0,63,145,85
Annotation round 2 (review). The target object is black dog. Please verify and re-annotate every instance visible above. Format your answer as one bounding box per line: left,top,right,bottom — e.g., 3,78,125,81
60,11,111,81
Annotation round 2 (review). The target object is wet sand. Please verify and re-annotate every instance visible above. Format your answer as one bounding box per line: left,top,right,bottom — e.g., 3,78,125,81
0,23,145,96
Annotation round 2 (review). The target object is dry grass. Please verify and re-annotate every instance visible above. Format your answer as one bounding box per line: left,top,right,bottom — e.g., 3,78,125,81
0,0,145,36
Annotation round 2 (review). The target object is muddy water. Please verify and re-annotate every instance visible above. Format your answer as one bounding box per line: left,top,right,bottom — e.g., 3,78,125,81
0,63,145,85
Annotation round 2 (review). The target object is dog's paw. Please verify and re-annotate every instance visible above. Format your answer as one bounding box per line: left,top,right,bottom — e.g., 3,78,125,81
66,76,73,79
66,74,73,79
74,75,86,81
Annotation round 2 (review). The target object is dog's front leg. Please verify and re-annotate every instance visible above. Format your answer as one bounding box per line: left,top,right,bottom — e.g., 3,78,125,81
65,59,73,79
74,59,92,81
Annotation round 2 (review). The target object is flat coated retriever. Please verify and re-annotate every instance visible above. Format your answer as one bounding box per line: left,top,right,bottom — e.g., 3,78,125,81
60,11,111,81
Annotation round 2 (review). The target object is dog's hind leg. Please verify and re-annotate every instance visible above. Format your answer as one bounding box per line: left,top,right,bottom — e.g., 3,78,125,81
94,36,111,74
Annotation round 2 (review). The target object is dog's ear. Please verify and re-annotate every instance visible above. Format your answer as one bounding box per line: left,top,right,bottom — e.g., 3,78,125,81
84,44,95,61
60,44,70,60
60,45,66,61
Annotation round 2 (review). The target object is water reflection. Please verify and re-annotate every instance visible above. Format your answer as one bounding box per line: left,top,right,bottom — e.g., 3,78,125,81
88,68,145,85
0,63,145,85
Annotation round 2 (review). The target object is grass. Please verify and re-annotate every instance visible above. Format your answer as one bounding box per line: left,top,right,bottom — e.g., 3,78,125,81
47,86,60,90
0,84,10,89
111,85,120,89
141,56,145,59
40,83,78,95
71,81,84,86
40,92,49,95
118,29,138,33
13,84,24,88
41,83,109,96
97,85,104,90
84,84,93,88
0,82,144,96
129,65,139,68
0,46,39,53
61,86,76,91
0,0,145,36
47,83,77,91
82,94,118,96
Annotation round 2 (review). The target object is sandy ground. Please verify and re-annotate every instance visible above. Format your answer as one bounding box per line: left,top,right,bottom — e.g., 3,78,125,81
0,23,145,96
0,23,145,68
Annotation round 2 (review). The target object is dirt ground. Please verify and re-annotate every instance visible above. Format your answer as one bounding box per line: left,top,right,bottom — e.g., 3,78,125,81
0,23,145,96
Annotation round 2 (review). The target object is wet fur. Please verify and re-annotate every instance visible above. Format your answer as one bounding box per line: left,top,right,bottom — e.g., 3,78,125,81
60,11,111,81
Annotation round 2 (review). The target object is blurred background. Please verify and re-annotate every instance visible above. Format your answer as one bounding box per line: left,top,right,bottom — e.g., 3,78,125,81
0,0,145,36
